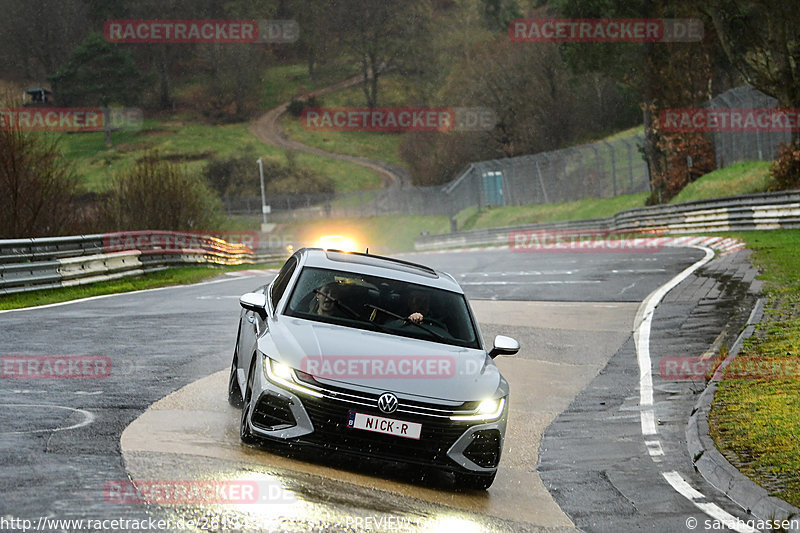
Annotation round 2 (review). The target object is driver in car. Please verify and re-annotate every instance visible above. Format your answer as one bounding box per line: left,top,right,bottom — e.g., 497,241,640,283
406,289,448,333
312,282,342,316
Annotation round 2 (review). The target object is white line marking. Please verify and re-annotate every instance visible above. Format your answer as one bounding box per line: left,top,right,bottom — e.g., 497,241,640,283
633,248,761,531
0,274,269,315
694,503,760,533
610,269,667,274
663,471,705,500
634,246,715,429
645,440,664,457
460,280,601,286
663,472,760,533
641,409,657,435
0,404,95,434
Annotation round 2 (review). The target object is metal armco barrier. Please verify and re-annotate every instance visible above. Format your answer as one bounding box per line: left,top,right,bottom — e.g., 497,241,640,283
0,231,287,295
415,190,800,250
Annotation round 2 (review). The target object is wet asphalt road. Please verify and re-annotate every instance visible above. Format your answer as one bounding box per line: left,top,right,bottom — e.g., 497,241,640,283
0,247,755,532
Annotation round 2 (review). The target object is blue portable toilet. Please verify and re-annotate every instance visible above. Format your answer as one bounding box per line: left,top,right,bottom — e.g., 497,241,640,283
481,170,504,207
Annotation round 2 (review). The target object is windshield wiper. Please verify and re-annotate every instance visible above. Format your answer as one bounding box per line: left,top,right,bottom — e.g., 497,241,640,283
364,303,445,340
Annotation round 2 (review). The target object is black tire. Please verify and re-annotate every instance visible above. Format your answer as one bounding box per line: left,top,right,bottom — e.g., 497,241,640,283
454,470,496,490
227,349,244,408
240,357,259,445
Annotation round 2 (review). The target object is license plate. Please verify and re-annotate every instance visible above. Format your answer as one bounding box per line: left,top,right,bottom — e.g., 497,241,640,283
347,411,422,440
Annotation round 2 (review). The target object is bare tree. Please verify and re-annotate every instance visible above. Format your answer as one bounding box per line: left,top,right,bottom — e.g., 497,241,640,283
0,0,90,80
197,44,268,121
289,0,338,81
328,0,433,107
703,0,800,143
0,124,80,238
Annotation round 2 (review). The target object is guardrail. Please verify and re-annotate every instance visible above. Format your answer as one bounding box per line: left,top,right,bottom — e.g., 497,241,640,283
0,231,288,296
415,190,800,250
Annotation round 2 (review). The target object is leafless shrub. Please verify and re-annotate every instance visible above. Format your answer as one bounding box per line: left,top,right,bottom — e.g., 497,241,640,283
0,118,81,238
100,153,223,231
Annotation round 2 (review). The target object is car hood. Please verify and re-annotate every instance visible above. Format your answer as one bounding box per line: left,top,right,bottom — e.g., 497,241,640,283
258,316,503,403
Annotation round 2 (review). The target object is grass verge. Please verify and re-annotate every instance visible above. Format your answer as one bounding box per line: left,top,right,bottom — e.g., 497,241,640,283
709,229,800,507
0,264,277,311
448,159,771,231
670,161,773,204
456,193,649,231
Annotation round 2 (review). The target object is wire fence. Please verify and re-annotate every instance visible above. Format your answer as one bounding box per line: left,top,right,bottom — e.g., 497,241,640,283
441,134,649,216
224,133,650,220
224,86,789,221
704,86,791,168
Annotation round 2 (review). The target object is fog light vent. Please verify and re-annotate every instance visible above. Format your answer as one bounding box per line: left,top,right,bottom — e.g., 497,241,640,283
463,429,501,468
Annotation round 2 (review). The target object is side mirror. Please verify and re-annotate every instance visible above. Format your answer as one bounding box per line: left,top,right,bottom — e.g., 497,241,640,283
488,335,519,359
240,292,267,320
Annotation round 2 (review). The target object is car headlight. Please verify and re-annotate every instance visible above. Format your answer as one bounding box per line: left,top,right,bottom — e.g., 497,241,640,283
270,360,293,381
450,397,506,422
263,355,323,398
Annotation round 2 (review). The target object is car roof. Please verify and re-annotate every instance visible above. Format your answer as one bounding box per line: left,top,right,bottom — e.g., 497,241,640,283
297,248,463,293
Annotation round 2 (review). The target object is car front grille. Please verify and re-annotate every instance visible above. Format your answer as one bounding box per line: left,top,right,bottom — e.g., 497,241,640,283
285,378,487,467
297,394,466,466
293,374,481,418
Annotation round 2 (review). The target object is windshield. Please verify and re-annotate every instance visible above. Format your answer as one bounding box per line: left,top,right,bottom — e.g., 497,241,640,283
284,267,480,349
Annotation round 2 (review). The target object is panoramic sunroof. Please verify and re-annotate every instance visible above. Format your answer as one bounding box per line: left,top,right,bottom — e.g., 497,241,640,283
324,250,439,278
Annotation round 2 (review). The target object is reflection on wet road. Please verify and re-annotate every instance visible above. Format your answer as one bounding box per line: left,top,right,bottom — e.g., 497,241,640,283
122,300,639,531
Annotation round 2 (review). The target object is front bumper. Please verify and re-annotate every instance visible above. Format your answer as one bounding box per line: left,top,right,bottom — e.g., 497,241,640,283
246,363,506,473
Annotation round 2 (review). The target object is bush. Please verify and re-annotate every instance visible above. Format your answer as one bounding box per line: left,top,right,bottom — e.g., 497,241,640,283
0,125,81,238
203,154,333,197
101,153,222,231
647,134,715,205
769,141,800,191
204,157,260,197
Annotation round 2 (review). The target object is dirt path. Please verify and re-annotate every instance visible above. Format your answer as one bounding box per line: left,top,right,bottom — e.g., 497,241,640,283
249,75,407,189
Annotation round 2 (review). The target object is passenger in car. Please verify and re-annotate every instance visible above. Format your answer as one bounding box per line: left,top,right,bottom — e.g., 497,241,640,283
407,289,430,324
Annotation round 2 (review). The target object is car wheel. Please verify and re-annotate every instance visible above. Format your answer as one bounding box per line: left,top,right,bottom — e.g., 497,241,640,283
227,349,243,408
454,470,496,490
240,356,259,445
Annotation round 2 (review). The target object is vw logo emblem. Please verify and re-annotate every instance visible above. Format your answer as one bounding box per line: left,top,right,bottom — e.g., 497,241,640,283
377,393,398,414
